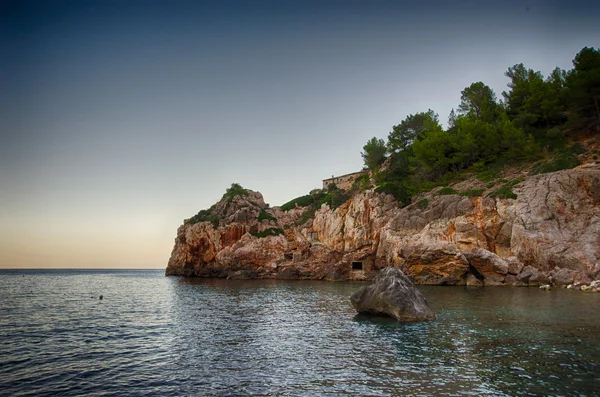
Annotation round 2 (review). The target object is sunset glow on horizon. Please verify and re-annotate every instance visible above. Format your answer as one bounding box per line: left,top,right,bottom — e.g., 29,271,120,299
2,0,599,268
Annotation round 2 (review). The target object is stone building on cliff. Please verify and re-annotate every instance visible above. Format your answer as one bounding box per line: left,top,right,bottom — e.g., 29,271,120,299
322,169,368,190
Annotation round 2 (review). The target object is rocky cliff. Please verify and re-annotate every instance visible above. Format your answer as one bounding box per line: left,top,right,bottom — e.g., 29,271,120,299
166,164,600,286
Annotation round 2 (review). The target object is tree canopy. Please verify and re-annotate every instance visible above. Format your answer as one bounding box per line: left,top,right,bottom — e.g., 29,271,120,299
357,46,594,206
361,137,387,170
458,82,499,123
387,110,439,153
567,47,600,134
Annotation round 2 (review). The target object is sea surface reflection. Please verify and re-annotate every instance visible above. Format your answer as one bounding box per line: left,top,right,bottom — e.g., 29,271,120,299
1,270,598,396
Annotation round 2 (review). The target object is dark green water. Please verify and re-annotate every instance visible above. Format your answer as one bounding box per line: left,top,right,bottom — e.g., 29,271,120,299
0,269,598,396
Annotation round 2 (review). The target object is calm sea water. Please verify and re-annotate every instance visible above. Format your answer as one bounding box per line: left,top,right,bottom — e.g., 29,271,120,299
0,269,598,396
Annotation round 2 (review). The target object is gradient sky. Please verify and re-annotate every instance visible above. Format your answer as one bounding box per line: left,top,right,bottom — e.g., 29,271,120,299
1,0,598,268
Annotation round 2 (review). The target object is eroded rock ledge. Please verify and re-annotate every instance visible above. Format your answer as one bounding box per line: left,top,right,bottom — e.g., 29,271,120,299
166,164,600,286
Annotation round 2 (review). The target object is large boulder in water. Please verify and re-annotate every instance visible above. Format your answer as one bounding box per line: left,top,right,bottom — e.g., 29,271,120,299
350,267,435,322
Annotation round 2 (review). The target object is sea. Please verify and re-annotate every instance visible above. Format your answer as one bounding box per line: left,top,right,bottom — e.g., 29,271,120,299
0,269,599,396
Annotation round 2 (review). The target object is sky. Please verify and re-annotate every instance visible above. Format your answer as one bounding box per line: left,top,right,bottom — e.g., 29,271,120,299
1,0,598,269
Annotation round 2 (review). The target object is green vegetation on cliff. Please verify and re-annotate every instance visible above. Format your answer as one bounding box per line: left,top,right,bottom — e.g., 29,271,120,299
281,184,348,213
187,183,251,226
187,206,220,227
360,46,599,206
258,209,276,222
222,183,248,203
251,228,284,238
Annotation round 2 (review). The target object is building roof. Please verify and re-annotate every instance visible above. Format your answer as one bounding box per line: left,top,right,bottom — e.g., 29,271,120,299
322,169,368,182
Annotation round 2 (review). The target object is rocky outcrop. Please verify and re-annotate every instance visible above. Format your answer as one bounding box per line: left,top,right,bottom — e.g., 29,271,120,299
510,164,600,282
166,187,396,280
166,164,600,286
375,164,600,286
350,267,435,321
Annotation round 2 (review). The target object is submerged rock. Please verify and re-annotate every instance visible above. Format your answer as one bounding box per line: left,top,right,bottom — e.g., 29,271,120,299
350,267,435,322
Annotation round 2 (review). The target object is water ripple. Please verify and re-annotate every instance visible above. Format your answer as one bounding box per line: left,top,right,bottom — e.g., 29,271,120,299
1,270,599,396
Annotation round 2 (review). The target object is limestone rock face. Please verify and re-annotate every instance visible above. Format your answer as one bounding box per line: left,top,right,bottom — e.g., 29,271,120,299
463,248,509,285
401,242,470,285
166,164,600,285
350,267,435,321
312,190,397,252
166,188,399,280
510,165,600,281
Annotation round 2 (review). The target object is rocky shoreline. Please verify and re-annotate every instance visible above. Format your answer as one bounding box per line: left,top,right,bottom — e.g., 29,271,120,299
166,164,600,288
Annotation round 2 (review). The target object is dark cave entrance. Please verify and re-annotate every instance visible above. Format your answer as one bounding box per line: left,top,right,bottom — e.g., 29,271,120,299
351,261,363,271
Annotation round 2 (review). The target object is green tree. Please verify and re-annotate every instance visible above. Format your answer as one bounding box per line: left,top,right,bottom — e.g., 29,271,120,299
361,137,387,170
503,63,536,119
566,46,600,134
453,115,501,165
447,108,458,132
503,64,567,132
448,117,478,168
458,82,499,123
410,123,454,180
387,110,439,153
543,67,568,126
497,114,540,161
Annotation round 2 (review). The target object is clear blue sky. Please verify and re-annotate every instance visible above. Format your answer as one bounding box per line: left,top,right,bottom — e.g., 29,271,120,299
1,0,598,268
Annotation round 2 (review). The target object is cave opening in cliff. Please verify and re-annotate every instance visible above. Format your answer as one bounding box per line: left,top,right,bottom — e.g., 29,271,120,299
351,261,363,270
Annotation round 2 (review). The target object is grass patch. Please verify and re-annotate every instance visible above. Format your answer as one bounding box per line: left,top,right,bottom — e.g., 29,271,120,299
418,198,429,209
437,187,458,195
476,167,501,182
530,151,581,175
251,228,284,238
488,177,524,200
460,189,485,197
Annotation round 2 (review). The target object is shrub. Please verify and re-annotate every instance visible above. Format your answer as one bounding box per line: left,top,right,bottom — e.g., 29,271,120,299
460,189,485,197
571,143,587,155
187,207,220,227
296,210,313,226
251,228,284,238
489,186,517,199
222,183,249,203
330,189,350,209
351,174,371,192
476,167,500,182
530,152,580,175
375,181,414,206
315,194,332,209
280,195,315,211
437,187,458,195
258,209,276,222
418,198,429,209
